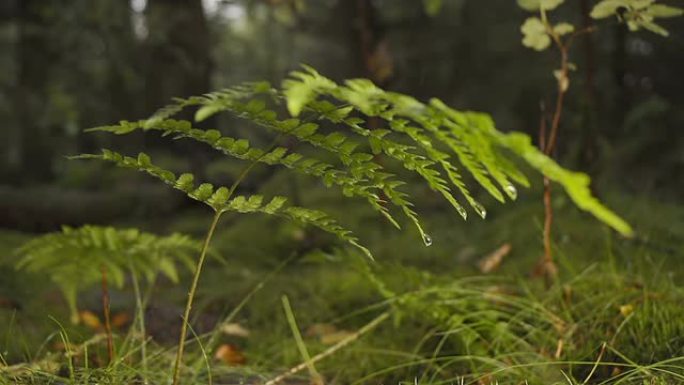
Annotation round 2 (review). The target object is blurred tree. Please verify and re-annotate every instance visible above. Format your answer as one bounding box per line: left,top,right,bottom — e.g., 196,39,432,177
1,0,681,202
14,0,55,182
145,0,211,113
145,0,212,176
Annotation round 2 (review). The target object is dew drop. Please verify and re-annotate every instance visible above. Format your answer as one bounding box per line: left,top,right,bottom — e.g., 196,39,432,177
456,206,468,220
473,202,487,219
422,233,433,247
504,184,518,200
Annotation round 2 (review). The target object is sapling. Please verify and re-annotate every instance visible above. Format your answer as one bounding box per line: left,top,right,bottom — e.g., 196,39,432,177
517,0,682,279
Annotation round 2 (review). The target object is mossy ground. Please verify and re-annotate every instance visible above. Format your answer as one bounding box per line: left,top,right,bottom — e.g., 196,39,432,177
1,189,682,384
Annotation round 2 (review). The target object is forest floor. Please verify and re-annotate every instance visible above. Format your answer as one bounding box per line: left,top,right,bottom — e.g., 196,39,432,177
0,191,683,385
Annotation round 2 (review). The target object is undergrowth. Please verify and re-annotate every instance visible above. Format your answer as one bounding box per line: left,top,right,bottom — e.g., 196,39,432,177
1,196,682,384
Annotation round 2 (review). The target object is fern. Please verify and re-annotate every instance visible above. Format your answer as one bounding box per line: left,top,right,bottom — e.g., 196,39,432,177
184,91,426,237
16,225,200,323
87,119,396,229
72,150,371,259
73,66,634,384
99,66,631,238
79,67,634,256
279,66,631,235
132,66,630,236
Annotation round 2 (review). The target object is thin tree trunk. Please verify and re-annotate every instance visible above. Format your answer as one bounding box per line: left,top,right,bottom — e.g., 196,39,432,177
145,0,212,177
579,0,599,173
354,0,392,87
612,23,628,131
15,0,53,183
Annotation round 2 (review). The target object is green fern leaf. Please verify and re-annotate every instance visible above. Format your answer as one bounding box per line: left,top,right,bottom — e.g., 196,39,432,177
280,65,631,235
76,150,372,257
88,120,397,228
16,225,200,323
82,64,633,260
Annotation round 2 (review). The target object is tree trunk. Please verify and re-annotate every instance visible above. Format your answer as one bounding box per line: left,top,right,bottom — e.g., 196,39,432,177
15,0,54,183
145,0,211,113
579,0,599,173
145,0,213,177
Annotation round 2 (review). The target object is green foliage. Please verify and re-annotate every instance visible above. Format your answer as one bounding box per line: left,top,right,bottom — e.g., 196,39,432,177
591,0,683,36
82,66,632,246
518,0,682,51
73,150,371,259
282,67,631,234
521,17,553,51
16,225,200,323
517,0,565,12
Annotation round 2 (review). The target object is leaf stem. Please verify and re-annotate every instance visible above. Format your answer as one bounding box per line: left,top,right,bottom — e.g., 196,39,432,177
101,265,114,364
129,261,149,385
171,211,222,385
538,21,573,281
171,135,273,384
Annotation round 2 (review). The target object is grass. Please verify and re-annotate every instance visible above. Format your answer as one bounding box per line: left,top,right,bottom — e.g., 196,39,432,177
0,190,683,384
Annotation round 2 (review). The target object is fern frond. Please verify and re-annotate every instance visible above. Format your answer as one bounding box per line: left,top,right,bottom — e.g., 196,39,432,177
16,225,200,323
138,88,428,238
307,100,469,220
227,197,372,259
470,115,634,236
80,65,633,250
282,64,338,117
145,81,275,126
88,120,397,229
282,70,496,217
280,66,632,236
74,150,372,258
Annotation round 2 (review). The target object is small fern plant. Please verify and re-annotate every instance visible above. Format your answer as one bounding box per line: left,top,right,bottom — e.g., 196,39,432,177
17,225,200,324
75,66,632,385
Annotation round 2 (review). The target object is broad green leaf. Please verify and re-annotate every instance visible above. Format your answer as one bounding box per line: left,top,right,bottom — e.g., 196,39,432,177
591,0,628,19
518,0,565,11
647,4,683,18
521,17,551,51
553,22,575,36
632,0,655,10
638,20,669,36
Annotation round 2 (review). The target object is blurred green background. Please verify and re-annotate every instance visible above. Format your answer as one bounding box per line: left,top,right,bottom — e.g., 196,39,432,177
1,1,683,380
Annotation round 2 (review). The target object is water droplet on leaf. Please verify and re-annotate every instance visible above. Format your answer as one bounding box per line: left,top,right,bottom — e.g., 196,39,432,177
473,202,487,219
504,184,518,200
456,206,468,220
422,233,433,247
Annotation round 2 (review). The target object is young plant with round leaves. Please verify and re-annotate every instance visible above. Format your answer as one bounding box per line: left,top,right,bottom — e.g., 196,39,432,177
516,0,681,278
591,0,683,36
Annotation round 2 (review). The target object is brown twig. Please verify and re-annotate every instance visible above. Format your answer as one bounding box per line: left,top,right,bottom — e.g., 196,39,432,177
101,265,114,363
535,18,582,282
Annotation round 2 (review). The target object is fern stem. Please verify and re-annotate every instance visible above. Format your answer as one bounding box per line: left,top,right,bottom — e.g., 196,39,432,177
172,211,222,385
129,262,148,385
172,127,284,385
101,265,114,364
